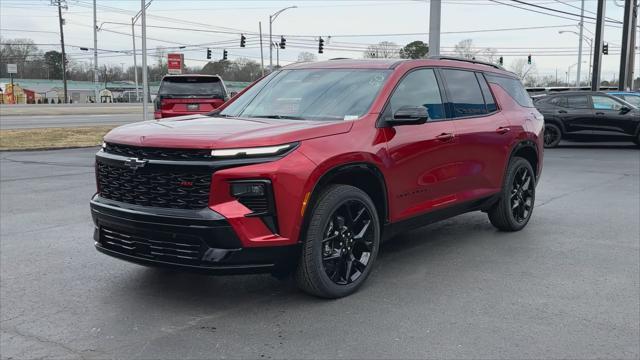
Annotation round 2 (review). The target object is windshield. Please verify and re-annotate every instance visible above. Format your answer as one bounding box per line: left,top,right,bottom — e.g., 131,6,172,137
219,69,391,121
159,77,224,97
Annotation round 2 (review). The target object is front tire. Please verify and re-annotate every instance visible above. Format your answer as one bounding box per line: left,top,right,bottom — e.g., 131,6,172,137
295,185,380,299
488,157,536,232
543,123,562,148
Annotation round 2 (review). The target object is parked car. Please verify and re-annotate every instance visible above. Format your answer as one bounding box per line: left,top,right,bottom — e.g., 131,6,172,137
608,91,640,108
91,58,544,298
154,74,228,119
535,91,640,148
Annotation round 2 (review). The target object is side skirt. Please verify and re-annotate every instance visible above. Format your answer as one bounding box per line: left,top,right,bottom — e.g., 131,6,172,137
382,194,501,242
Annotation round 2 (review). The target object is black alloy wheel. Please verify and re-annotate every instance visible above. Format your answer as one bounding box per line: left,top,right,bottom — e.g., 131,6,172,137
543,123,562,148
320,200,374,285
488,157,536,231
295,185,380,298
510,166,534,223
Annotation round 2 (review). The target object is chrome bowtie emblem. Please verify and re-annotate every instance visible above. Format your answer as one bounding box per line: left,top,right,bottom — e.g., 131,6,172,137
123,157,148,171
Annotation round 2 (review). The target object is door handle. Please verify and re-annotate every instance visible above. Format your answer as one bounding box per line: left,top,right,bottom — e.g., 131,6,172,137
558,110,568,114
435,132,455,142
496,127,511,134
595,112,605,116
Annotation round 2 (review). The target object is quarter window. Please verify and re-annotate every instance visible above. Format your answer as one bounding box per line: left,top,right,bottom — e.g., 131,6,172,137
441,69,487,118
386,68,445,120
485,74,534,108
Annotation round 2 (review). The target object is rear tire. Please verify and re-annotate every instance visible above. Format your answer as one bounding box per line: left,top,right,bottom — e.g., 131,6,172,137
488,157,536,232
295,185,380,299
543,123,562,148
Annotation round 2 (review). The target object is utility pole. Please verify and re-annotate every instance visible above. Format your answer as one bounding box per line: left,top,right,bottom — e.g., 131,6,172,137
132,19,139,102
275,42,280,68
618,0,637,90
576,0,585,87
259,22,264,76
428,0,441,56
141,0,149,121
53,0,68,103
591,0,606,91
93,0,98,103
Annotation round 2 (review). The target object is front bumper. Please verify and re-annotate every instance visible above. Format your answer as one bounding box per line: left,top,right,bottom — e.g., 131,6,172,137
90,196,298,274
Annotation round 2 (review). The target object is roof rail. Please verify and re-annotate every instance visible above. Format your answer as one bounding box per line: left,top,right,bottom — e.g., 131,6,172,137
329,57,351,60
428,56,504,70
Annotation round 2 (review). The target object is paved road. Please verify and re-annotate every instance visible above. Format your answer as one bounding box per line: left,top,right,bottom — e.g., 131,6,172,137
1,143,638,359
0,113,149,129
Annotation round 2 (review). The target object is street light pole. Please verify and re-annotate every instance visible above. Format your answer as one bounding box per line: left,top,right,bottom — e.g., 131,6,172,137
560,30,593,87
429,0,441,56
132,19,139,102
269,6,296,71
93,0,99,102
576,0,585,87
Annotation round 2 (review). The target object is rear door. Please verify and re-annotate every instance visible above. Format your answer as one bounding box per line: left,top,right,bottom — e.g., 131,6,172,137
590,94,637,135
555,95,594,133
441,69,514,200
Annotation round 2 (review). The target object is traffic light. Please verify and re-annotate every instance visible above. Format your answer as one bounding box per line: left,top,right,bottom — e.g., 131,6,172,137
499,56,504,66
603,43,609,55
222,49,228,60
206,48,211,60
240,34,246,48
280,36,286,49
527,54,532,64
318,37,324,54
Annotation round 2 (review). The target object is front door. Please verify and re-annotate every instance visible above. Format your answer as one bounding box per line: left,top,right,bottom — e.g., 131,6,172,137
590,94,637,136
382,68,460,222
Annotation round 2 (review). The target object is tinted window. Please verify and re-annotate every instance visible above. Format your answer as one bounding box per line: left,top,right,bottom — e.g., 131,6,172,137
159,76,224,97
442,69,487,118
592,95,624,110
566,95,590,109
549,96,567,107
386,68,445,120
621,95,640,107
485,74,534,108
477,73,497,113
220,69,390,121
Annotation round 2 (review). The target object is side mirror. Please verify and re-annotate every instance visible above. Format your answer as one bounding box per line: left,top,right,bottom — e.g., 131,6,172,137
620,106,631,114
386,106,429,126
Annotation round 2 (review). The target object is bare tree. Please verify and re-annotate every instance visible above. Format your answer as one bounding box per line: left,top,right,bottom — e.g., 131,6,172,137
297,51,317,62
509,58,537,86
363,41,399,59
453,39,477,59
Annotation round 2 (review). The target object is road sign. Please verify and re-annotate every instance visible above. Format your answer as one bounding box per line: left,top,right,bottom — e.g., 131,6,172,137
7,64,17,74
167,53,183,75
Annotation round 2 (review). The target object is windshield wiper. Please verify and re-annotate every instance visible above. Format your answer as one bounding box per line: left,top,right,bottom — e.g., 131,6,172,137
248,115,305,120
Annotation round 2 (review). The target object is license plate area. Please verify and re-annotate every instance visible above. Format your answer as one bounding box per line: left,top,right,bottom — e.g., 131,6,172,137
187,103,199,111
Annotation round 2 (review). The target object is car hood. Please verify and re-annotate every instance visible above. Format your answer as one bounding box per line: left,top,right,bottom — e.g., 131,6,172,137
103,115,353,149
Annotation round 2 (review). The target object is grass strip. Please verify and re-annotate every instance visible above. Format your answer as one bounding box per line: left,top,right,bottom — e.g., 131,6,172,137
0,126,116,151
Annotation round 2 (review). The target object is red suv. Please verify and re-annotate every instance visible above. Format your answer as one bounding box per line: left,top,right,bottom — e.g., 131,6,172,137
154,74,228,119
92,58,543,298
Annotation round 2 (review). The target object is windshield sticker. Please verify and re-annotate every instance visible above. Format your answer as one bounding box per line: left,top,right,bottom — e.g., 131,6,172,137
344,115,359,121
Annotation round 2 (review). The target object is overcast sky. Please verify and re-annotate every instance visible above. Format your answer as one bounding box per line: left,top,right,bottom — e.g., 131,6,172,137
1,0,638,82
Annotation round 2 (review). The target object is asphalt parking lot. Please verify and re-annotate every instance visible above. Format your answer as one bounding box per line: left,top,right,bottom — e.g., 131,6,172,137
1,142,638,359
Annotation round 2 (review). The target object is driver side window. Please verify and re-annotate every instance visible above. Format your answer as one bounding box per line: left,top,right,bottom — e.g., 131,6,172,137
592,95,623,111
386,69,444,121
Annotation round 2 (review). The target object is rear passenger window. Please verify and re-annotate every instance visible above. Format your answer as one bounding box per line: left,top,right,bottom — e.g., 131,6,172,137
477,73,497,113
566,95,590,109
485,74,534,108
441,69,487,118
386,68,445,120
549,96,567,107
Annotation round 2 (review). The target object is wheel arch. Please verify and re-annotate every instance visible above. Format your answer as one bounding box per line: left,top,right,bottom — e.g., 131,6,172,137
508,140,540,179
299,162,389,242
544,117,566,134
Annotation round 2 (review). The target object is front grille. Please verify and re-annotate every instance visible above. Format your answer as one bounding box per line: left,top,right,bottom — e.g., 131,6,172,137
104,142,214,161
100,226,203,264
97,162,211,209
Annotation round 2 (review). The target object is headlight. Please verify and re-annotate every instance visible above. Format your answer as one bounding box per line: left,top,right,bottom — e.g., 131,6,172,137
211,143,297,159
